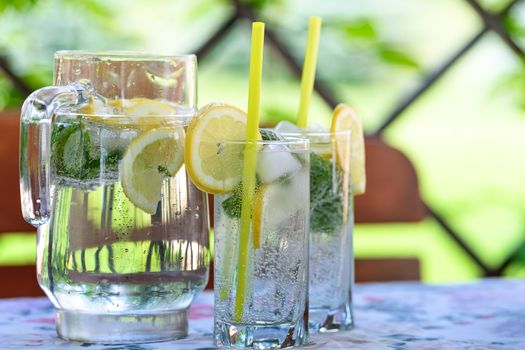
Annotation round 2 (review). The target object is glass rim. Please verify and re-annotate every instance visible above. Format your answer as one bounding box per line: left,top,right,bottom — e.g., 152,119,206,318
56,111,196,119
220,136,310,147
276,129,352,137
55,50,196,61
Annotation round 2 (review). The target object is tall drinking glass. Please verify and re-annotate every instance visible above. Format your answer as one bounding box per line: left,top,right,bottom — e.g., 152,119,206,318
283,130,354,332
19,51,210,343
213,138,310,349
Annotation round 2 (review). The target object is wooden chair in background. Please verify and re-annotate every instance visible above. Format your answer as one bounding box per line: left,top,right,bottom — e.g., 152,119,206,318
0,110,426,297
0,111,43,297
354,136,427,282
206,136,427,288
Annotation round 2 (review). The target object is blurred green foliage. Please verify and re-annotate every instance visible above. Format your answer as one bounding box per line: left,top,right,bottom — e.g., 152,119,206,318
1,0,525,282
501,4,525,111
329,18,420,69
504,11,525,37
0,0,36,13
500,60,525,111
0,0,422,111
477,0,521,12
473,0,525,112
238,0,282,10
0,0,137,109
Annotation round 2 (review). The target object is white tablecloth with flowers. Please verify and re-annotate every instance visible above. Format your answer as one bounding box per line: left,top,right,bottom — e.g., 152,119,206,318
1,279,524,349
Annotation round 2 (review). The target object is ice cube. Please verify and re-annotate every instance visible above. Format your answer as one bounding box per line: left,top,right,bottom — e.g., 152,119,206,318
100,127,135,154
258,168,309,231
289,168,309,204
306,125,331,145
304,123,326,132
256,144,302,184
86,96,115,116
274,121,302,134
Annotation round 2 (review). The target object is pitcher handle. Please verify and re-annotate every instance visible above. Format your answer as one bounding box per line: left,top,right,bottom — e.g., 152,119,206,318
19,83,91,226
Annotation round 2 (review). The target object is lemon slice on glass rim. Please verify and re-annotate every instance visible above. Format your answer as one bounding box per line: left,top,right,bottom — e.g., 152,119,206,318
184,103,261,194
331,103,366,195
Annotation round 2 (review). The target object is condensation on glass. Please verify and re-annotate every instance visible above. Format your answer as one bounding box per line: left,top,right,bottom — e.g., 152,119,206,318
19,51,209,344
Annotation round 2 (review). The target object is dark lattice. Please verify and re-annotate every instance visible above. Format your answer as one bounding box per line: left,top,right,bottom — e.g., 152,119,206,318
2,0,524,277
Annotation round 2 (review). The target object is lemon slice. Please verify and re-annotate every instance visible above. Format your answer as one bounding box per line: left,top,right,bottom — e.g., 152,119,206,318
80,98,178,129
185,103,261,194
252,185,268,249
331,103,366,195
121,127,185,214
126,98,178,130
126,97,176,118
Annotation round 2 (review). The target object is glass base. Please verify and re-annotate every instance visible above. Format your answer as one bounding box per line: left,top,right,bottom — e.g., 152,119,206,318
56,309,188,344
214,318,308,349
309,302,353,333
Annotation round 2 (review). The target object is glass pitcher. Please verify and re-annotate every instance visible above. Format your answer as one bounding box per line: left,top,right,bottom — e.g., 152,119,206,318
19,51,210,344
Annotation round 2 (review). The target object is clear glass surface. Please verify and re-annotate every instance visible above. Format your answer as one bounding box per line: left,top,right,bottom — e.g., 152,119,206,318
20,51,209,343
213,139,310,349
282,130,354,333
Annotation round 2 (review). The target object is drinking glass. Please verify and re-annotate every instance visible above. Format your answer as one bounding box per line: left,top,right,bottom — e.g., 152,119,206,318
213,138,310,349
19,51,210,343
283,130,354,332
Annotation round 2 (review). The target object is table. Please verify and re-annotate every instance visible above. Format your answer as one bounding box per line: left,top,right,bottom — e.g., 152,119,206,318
1,279,524,349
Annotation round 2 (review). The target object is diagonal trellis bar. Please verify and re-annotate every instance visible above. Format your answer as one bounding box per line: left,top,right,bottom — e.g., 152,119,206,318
239,3,340,108
425,205,494,275
194,1,340,109
371,0,523,276
493,237,525,275
373,30,487,135
373,0,522,135
0,56,32,97
465,0,524,57
261,26,339,109
1,0,523,278
190,0,504,277
194,12,239,61
174,0,525,277
463,0,525,275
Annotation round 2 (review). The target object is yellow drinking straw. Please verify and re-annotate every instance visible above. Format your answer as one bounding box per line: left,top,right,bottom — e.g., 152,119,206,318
296,16,322,128
234,21,265,322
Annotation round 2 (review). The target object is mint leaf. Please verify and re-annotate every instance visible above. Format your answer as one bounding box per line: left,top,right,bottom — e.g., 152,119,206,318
221,179,263,219
51,120,122,181
310,152,348,234
157,165,171,177
105,148,122,172
220,151,349,233
52,121,96,180
221,183,243,219
260,129,283,141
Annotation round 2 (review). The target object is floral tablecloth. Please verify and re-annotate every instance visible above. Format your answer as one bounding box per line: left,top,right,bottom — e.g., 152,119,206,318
1,279,524,349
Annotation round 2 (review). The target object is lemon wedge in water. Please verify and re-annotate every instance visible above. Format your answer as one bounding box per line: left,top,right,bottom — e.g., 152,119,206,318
121,127,184,214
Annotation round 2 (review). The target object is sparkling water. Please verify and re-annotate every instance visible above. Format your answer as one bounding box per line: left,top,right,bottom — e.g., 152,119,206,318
213,142,310,348
308,220,353,330
307,143,354,332
273,124,354,332
38,113,210,342
41,178,209,313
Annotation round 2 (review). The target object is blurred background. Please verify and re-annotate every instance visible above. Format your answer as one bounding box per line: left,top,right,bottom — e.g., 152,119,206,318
0,0,524,283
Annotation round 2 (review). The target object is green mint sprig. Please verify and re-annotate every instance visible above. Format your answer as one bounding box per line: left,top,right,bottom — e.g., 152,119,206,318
310,152,349,234
51,120,122,181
